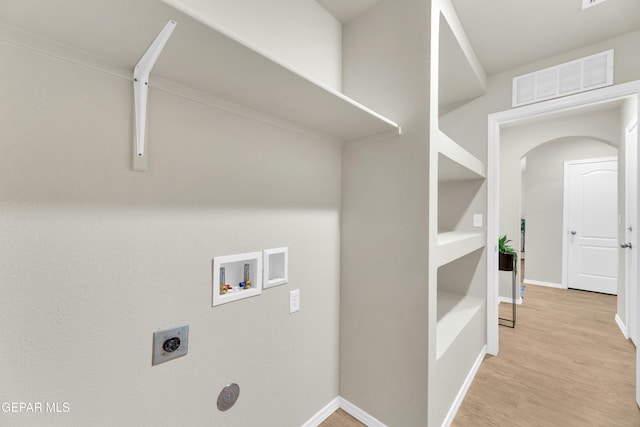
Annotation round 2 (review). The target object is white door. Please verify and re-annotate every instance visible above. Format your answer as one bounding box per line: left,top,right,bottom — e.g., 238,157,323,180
626,119,640,410
566,158,618,294
626,120,638,345
635,123,640,412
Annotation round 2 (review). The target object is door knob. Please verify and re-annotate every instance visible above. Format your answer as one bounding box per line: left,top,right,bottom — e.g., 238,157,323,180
570,230,577,235
621,242,633,249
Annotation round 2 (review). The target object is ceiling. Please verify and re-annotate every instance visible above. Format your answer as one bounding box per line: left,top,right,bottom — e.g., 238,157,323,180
4,0,640,96
450,0,640,76
317,0,640,78
315,0,382,24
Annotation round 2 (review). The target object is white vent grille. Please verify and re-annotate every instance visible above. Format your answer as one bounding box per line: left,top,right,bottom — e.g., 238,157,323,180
512,50,614,107
582,0,607,10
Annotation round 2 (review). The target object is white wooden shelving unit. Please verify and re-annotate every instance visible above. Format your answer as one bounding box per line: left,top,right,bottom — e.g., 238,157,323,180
428,2,488,424
435,135,486,358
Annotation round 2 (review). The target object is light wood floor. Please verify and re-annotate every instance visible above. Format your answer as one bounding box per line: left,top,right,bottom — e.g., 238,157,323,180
320,409,365,427
454,284,640,427
322,283,639,426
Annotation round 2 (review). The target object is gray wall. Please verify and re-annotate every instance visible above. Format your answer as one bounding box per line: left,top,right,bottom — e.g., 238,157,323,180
524,139,618,285
168,0,343,90
340,0,431,425
0,39,341,426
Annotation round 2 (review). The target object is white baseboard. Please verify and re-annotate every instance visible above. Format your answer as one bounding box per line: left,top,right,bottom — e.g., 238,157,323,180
523,279,565,289
440,345,487,427
498,296,523,305
615,314,629,339
302,397,340,427
305,346,487,427
303,396,387,427
339,397,387,427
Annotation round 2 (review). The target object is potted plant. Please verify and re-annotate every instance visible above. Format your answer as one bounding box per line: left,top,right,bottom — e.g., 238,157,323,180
498,235,518,272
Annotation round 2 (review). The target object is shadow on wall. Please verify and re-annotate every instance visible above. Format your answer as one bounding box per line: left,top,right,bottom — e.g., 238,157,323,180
2,83,342,212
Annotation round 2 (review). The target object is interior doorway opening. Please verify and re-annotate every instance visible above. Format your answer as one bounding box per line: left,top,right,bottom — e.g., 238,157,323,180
487,82,640,354
487,80,640,406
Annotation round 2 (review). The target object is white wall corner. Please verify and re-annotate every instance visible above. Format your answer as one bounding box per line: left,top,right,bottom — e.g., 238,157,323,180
440,345,487,427
302,396,388,427
615,314,629,339
339,397,388,427
301,397,341,427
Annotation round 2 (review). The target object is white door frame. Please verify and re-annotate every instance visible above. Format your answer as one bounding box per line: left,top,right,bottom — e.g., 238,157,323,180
487,80,640,357
626,119,639,344
562,156,619,290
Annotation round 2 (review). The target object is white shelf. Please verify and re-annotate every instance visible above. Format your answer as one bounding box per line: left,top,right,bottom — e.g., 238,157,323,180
436,131,485,181
436,291,483,359
436,231,485,267
0,0,399,141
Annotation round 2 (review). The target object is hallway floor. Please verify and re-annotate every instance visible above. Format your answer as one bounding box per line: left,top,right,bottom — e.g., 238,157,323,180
454,285,640,426
319,409,364,427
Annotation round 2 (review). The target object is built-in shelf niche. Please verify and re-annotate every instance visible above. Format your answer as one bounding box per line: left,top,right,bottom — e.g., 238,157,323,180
212,252,262,306
436,248,485,359
438,151,485,235
437,12,486,116
436,132,485,181
433,5,488,363
435,130,486,265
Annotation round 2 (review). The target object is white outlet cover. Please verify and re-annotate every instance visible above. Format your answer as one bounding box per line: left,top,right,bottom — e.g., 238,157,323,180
289,289,300,313
473,214,483,228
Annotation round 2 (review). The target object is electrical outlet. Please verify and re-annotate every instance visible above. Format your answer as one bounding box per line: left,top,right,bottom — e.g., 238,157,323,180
289,289,300,314
152,324,189,366
473,214,483,228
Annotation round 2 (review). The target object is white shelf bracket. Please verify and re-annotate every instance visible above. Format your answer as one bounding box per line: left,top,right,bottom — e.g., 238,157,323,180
133,20,176,171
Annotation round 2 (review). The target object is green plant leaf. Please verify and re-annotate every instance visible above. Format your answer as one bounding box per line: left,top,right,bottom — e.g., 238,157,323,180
498,234,518,273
